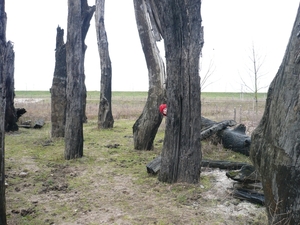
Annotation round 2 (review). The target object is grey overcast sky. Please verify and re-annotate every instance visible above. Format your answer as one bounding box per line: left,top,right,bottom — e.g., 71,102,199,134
5,0,300,92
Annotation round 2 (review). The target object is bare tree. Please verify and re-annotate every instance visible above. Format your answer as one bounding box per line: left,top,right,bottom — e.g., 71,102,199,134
132,0,166,150
64,0,95,159
200,57,216,91
240,44,267,110
149,0,203,184
250,4,300,224
95,0,114,129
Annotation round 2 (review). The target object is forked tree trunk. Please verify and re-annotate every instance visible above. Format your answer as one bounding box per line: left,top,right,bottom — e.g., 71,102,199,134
81,2,95,124
51,26,67,138
132,0,166,150
150,0,204,183
95,0,114,129
250,4,300,224
53,3,94,140
0,0,7,223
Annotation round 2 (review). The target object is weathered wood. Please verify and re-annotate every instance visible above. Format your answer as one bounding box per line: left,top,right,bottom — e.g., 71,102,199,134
33,119,45,129
64,1,95,160
147,118,242,174
132,0,165,150
4,41,17,132
146,155,161,174
152,0,203,184
65,1,85,159
0,1,7,222
201,160,249,170
51,26,67,138
250,5,300,224
200,117,251,156
226,165,264,205
226,164,261,183
146,156,250,174
95,0,114,129
201,119,236,140
218,124,251,156
231,188,264,205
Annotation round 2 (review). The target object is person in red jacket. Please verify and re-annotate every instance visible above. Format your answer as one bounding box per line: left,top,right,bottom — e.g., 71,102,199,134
159,104,167,116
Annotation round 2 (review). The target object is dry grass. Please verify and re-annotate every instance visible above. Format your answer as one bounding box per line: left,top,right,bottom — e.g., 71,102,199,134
6,91,267,225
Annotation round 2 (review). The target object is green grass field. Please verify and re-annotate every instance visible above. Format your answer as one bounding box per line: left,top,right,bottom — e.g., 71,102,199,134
15,90,267,100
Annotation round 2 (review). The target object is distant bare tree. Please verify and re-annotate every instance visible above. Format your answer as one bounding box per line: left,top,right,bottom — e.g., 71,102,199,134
240,44,268,110
95,0,114,129
200,57,216,91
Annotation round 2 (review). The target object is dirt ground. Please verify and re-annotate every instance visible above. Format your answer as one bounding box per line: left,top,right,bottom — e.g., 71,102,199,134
5,146,266,225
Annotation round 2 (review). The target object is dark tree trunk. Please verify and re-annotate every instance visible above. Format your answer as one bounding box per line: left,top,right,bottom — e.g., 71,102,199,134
250,4,300,224
65,0,95,159
65,0,94,159
51,26,67,138
81,2,95,124
4,41,15,133
0,0,7,223
65,0,84,159
95,0,114,129
132,0,166,150
150,0,204,183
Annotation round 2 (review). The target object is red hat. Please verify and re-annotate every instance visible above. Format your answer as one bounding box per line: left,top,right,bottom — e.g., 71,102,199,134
159,104,167,116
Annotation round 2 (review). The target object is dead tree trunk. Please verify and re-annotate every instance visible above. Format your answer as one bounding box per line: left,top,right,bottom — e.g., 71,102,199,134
81,3,95,124
250,4,300,224
0,1,7,222
132,0,166,150
150,0,203,184
51,26,67,138
65,0,94,159
4,41,16,132
95,0,114,129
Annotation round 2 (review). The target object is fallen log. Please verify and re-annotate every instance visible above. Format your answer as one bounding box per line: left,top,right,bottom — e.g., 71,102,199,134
201,117,251,156
231,188,264,205
147,117,250,174
146,157,250,174
227,165,264,205
201,160,249,170
226,164,261,183
200,120,236,140
19,119,45,129
33,119,45,129
218,124,251,156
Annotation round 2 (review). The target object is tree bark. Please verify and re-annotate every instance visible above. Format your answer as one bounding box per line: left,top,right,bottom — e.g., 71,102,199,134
3,41,15,132
0,0,7,222
250,4,300,224
81,1,95,124
132,0,166,150
150,0,203,183
65,0,95,159
51,26,67,138
218,124,251,156
95,0,114,129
